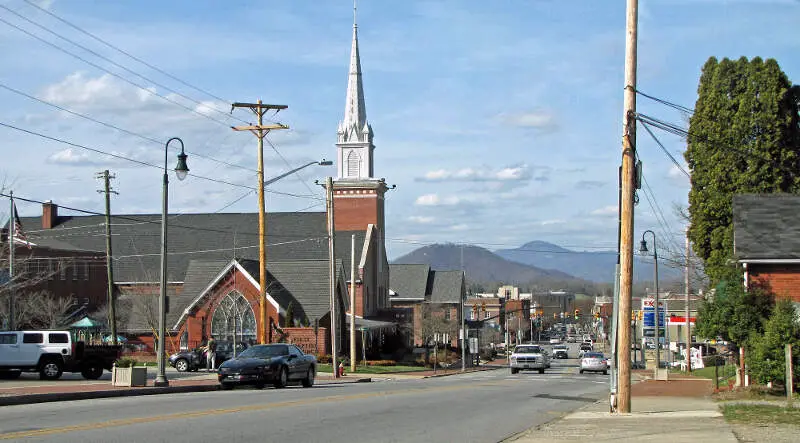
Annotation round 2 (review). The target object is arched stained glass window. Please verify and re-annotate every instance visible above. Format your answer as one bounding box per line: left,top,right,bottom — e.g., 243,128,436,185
347,150,360,177
210,291,256,345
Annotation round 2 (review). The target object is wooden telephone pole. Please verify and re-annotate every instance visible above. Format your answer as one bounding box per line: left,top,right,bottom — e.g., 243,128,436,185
616,0,639,414
232,100,288,344
96,170,119,345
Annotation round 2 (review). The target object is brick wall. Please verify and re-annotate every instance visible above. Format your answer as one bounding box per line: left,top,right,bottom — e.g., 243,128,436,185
333,191,382,232
278,327,329,356
750,263,800,302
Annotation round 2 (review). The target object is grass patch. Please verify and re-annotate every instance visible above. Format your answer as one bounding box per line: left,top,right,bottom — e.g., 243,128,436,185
316,364,428,374
722,404,800,425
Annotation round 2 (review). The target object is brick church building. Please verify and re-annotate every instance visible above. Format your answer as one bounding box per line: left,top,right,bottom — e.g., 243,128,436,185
17,15,396,356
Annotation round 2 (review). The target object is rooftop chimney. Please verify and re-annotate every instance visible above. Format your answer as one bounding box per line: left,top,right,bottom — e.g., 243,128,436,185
42,200,58,229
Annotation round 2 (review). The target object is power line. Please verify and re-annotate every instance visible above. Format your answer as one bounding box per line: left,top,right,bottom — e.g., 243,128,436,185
112,237,325,260
0,82,258,173
0,120,256,191
0,15,238,128
640,174,684,254
3,192,324,239
638,119,690,179
21,0,231,106
385,237,618,254
0,5,250,126
634,89,694,114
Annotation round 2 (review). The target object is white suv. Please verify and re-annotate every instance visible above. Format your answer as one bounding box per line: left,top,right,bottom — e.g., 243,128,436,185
0,331,73,380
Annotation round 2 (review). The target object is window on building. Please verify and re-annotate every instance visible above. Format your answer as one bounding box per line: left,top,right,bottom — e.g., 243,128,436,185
347,151,360,177
84,262,90,280
72,259,79,280
211,291,257,344
470,311,476,320
444,310,451,321
59,261,67,280
485,311,491,319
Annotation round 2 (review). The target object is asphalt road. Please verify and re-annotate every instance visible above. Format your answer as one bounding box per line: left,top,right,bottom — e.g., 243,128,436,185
0,349,609,443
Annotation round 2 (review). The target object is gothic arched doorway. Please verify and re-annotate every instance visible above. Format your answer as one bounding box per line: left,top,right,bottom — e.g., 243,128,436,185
210,291,257,345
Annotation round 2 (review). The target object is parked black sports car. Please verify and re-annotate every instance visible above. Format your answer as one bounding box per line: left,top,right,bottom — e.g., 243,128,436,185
168,341,248,372
217,344,316,390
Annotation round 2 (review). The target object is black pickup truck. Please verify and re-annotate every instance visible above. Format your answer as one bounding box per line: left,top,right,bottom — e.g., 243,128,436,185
0,330,122,380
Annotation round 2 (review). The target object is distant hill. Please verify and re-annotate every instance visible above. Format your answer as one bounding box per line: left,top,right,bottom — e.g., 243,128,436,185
392,244,587,288
495,240,682,283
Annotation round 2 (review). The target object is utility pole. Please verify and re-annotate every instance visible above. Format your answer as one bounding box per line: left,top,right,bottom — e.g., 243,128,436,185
324,177,339,377
350,234,356,373
461,244,466,372
616,0,639,414
96,170,119,345
685,227,692,374
231,100,288,344
8,191,15,330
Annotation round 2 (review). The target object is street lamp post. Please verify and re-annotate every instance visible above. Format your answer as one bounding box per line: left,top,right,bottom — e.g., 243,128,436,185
154,137,189,388
639,230,660,375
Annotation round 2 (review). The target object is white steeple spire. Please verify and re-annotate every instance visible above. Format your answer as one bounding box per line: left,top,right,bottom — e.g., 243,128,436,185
337,0,374,179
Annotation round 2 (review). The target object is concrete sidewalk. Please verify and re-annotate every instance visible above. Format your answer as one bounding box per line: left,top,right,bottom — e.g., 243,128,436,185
506,377,736,442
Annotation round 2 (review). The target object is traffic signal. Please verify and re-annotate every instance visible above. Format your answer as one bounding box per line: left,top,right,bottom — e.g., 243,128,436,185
574,309,580,320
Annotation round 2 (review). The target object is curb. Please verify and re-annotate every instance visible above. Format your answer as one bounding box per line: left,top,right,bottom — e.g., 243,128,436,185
0,378,373,407
0,384,219,407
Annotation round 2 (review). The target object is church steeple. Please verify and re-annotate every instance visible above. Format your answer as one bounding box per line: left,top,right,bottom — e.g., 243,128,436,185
337,1,374,179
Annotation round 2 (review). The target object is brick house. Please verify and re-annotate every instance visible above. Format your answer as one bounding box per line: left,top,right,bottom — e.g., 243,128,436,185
388,264,466,348
2,214,108,327
734,194,800,302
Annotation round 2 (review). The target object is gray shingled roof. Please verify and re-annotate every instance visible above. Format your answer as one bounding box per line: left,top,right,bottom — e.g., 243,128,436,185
388,264,430,300
165,259,230,328
20,211,365,283
733,194,800,260
429,270,465,304
239,258,337,324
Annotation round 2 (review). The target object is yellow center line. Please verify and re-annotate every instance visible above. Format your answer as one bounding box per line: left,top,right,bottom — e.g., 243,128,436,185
0,381,510,440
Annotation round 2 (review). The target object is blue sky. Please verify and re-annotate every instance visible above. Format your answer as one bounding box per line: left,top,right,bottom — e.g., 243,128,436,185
0,0,798,262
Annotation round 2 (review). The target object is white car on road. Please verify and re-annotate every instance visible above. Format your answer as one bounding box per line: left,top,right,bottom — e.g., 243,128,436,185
510,345,550,374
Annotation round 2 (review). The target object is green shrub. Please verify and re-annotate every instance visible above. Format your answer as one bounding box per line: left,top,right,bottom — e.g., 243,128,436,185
115,357,138,368
365,360,396,366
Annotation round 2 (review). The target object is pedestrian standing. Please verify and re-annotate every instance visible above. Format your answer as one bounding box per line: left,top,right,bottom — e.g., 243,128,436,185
206,336,217,372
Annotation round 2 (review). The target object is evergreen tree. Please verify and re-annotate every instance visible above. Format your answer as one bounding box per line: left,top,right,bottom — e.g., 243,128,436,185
685,56,800,284
748,299,800,386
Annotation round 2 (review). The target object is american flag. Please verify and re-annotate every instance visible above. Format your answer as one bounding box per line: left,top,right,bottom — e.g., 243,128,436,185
11,203,31,249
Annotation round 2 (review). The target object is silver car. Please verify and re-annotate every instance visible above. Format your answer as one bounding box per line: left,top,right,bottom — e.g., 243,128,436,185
580,352,609,375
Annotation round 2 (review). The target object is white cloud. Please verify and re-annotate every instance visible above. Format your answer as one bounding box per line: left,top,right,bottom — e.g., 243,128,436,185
590,205,618,217
418,165,534,182
414,194,462,207
46,148,94,165
540,219,565,226
497,110,559,132
408,215,435,224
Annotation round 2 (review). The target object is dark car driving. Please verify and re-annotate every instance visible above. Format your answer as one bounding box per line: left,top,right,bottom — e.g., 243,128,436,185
168,341,248,372
217,344,316,390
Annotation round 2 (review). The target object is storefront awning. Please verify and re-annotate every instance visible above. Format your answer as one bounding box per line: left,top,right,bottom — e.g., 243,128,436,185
345,314,397,331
